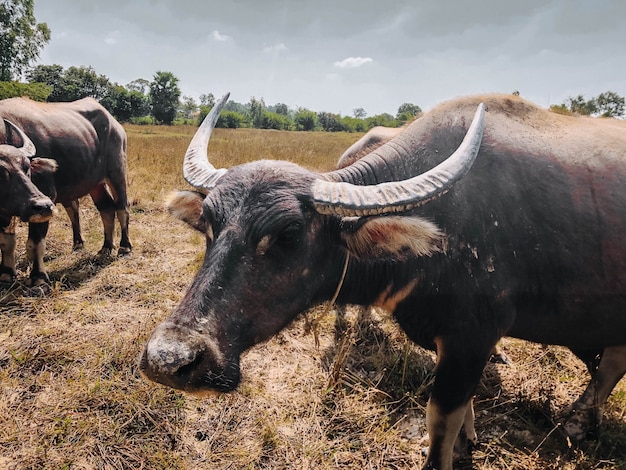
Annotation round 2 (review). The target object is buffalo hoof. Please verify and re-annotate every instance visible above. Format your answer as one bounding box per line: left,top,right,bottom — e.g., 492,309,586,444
98,246,114,257
0,266,16,285
561,406,599,442
72,241,85,251
117,246,132,257
453,428,477,462
26,272,50,288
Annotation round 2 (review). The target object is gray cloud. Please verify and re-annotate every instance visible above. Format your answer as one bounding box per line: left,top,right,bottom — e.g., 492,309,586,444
33,0,626,115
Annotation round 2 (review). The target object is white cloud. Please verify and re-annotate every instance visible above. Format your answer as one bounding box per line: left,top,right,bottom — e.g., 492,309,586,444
104,31,119,45
263,43,288,54
211,30,231,41
333,56,373,68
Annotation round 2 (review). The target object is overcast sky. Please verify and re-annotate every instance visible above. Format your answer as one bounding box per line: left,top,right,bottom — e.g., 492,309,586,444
33,0,626,116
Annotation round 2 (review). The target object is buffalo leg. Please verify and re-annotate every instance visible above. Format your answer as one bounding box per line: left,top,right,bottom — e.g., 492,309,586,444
90,183,132,256
0,218,18,283
116,208,131,255
423,336,492,470
562,344,626,441
26,221,50,286
107,158,132,256
63,199,85,250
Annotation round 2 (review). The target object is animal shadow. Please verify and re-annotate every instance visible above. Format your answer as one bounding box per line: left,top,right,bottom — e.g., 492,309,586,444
2,252,116,296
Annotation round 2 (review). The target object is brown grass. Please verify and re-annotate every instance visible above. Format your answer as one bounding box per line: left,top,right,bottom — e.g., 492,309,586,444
1,125,625,469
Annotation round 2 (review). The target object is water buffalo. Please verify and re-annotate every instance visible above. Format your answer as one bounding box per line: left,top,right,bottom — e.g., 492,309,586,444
0,120,58,285
141,93,626,470
336,124,404,169
0,97,131,285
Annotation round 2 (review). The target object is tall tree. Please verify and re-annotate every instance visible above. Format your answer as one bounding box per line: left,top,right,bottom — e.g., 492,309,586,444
353,107,366,119
0,0,50,81
564,94,597,116
126,78,150,94
27,64,113,102
150,71,181,125
248,96,266,128
60,65,112,101
594,91,625,118
396,102,421,119
25,63,62,98
180,95,198,119
199,93,215,107
272,103,289,116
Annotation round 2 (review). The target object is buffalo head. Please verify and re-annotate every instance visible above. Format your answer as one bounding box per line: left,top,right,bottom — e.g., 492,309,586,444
0,120,57,223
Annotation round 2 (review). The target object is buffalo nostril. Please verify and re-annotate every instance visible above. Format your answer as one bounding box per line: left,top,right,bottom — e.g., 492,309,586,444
146,337,199,375
32,199,54,214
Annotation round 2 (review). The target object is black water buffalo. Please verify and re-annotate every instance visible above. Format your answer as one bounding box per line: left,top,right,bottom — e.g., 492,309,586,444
336,124,404,169
0,97,131,285
140,93,626,470
0,120,58,284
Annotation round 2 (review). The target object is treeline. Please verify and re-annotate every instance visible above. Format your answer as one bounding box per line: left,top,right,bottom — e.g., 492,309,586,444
549,91,625,118
0,64,421,132
202,96,422,132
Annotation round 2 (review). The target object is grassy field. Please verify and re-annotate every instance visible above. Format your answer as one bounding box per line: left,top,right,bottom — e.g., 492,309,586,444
1,125,625,469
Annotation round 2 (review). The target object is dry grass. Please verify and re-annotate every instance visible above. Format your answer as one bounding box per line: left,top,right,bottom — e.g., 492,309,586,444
1,125,625,469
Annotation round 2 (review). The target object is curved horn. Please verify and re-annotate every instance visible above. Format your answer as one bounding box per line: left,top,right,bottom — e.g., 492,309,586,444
3,119,37,157
312,103,486,216
183,93,230,189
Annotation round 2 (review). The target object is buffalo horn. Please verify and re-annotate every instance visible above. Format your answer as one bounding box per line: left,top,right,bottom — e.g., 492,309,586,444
311,103,486,216
3,119,37,157
183,93,230,190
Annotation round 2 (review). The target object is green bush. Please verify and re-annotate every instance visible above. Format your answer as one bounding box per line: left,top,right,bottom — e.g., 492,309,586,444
339,116,367,132
261,111,292,130
365,113,399,128
0,81,51,101
294,108,317,131
129,115,155,125
217,110,247,128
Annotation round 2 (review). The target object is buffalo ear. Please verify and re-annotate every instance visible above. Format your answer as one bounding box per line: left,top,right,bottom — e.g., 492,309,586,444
166,191,207,233
30,157,58,174
340,215,445,260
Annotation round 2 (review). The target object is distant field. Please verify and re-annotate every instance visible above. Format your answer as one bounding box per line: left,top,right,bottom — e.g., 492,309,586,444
1,125,625,469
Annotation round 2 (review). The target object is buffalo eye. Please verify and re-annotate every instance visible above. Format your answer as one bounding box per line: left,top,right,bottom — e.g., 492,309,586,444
276,222,303,248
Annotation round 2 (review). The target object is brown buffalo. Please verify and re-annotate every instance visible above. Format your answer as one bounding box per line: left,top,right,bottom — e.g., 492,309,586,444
0,97,131,285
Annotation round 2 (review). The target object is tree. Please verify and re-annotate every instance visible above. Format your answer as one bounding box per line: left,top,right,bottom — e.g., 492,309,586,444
595,91,625,118
150,71,181,125
26,64,63,98
366,113,398,128
272,103,289,116
260,111,292,130
126,78,150,94
180,95,198,120
294,107,317,131
199,93,215,107
60,65,112,101
28,64,113,102
317,111,348,132
248,96,266,128
564,95,597,116
0,0,50,81
353,107,366,119
396,102,421,120
558,92,625,118
100,85,150,122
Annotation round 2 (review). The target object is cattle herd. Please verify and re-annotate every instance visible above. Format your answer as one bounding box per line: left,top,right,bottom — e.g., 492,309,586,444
2,93,626,470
